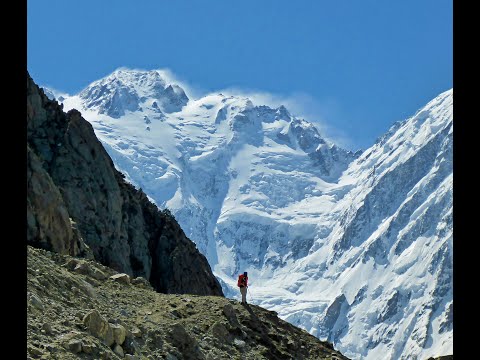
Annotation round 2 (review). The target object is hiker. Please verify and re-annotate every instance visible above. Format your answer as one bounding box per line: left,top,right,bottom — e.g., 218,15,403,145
237,271,248,304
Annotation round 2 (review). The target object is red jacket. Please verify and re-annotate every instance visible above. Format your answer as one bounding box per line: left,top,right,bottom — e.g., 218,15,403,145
237,274,248,287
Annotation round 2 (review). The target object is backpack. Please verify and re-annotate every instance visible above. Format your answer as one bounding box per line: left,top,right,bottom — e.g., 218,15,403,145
237,274,247,287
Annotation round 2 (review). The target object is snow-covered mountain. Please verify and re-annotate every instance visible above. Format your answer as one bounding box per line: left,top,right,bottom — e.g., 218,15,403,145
43,68,453,360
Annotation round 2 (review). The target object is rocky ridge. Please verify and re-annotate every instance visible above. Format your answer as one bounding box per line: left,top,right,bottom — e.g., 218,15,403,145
27,245,350,360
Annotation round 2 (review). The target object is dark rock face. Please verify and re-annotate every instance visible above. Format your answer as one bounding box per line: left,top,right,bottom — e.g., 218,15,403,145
159,84,189,113
288,118,360,178
27,145,92,258
318,294,349,343
27,72,223,296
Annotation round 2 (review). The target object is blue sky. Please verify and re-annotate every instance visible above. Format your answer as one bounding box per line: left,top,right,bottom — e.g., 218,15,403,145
28,0,452,150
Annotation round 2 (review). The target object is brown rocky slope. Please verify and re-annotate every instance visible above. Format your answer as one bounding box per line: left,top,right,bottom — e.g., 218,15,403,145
27,245,350,360
27,72,222,296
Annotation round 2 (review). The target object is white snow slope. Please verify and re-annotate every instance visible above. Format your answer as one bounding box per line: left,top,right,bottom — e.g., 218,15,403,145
44,68,453,360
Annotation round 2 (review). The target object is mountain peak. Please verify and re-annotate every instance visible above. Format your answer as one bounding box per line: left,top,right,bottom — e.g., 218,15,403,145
77,68,189,117
276,104,290,118
374,88,452,148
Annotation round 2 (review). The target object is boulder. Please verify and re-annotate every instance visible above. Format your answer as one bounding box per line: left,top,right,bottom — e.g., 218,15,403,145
83,310,114,346
110,273,131,285
28,293,44,311
73,261,107,280
233,338,246,348
222,304,240,328
28,345,43,356
131,327,142,338
91,267,108,280
111,323,127,345
79,280,97,298
73,262,90,275
131,276,152,288
68,339,83,353
168,323,200,356
63,258,80,271
82,343,96,354
210,322,229,342
42,322,53,334
123,337,141,355
113,344,124,357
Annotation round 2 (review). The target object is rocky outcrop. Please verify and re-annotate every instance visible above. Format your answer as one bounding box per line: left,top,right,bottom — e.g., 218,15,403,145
27,246,350,359
27,72,223,296
27,144,92,258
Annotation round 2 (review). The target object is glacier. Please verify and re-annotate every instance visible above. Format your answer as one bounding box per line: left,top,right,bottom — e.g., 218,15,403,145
43,68,453,360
